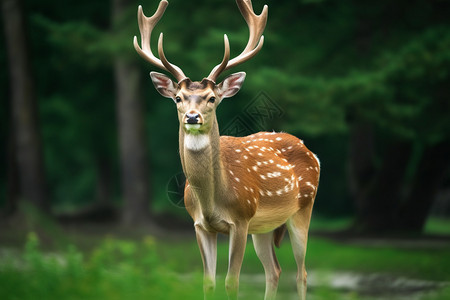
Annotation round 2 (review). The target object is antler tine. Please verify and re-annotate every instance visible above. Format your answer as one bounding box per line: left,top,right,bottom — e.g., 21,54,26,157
236,0,268,54
158,33,187,81
133,0,187,82
207,0,268,82
207,35,230,83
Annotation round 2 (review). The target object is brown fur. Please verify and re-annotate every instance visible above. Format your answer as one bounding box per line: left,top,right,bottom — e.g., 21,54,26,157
184,131,320,234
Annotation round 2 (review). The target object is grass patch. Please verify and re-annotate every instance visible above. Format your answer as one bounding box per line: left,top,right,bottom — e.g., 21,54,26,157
156,234,450,282
424,218,450,236
305,238,450,281
0,233,207,300
309,216,354,232
1,228,449,299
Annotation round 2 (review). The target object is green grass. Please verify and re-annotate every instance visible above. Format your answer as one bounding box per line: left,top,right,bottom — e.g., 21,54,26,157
309,216,354,232
424,218,450,236
157,234,450,281
0,233,207,300
1,215,450,300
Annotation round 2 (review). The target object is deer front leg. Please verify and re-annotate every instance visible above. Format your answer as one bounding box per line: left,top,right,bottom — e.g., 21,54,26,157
226,222,249,300
195,224,218,300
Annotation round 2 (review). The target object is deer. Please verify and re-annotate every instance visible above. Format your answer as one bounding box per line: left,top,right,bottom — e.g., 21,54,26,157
133,0,320,299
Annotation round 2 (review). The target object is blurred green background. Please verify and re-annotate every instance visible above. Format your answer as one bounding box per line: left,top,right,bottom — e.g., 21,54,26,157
1,0,450,299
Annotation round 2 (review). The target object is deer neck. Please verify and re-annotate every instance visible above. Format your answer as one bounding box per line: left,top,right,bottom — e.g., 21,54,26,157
179,118,228,214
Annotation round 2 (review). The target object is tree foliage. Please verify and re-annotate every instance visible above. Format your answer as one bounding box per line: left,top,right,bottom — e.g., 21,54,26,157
1,0,449,227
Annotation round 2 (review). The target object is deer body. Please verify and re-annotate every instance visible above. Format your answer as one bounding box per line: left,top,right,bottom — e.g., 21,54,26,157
183,131,319,235
134,1,320,299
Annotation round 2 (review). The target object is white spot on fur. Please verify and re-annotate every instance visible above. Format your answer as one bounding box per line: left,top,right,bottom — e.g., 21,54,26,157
235,149,241,153
243,155,248,159
235,177,240,182
306,182,316,190
252,166,258,171
267,171,281,178
276,137,282,141
266,190,273,196
184,134,210,151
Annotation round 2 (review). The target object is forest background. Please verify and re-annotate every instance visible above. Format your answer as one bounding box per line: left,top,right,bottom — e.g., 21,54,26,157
2,0,450,231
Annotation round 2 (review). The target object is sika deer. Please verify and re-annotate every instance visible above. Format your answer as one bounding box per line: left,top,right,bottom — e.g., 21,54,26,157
134,1,320,299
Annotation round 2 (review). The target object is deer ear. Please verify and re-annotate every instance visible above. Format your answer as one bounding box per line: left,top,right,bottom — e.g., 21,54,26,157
150,72,178,98
217,72,246,99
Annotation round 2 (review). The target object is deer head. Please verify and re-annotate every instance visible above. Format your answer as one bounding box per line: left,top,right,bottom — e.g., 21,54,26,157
133,0,268,135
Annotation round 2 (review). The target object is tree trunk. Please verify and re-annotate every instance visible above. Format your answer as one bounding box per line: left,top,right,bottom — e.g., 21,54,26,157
95,156,113,207
348,124,376,216
2,0,48,212
352,139,413,233
396,141,450,232
112,0,151,226
5,115,19,216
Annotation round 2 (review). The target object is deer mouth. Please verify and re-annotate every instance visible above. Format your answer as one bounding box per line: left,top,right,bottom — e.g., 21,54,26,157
184,123,202,132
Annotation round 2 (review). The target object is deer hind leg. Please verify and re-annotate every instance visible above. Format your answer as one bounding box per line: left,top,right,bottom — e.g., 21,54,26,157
286,203,313,300
195,225,218,300
252,232,281,300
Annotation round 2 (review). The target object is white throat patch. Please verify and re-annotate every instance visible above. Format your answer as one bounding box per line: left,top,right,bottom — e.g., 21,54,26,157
184,134,210,151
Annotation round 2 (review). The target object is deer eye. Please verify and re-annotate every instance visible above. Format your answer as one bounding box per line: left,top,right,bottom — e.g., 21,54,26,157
175,96,182,103
208,96,216,103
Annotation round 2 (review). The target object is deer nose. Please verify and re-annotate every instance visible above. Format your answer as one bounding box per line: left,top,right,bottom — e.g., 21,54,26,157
186,113,200,124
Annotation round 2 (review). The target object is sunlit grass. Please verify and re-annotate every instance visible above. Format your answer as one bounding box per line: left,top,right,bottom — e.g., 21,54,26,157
424,218,450,236
309,216,354,232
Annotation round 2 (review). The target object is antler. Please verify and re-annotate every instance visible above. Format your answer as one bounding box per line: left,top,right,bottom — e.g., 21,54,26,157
207,0,268,82
133,0,187,82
